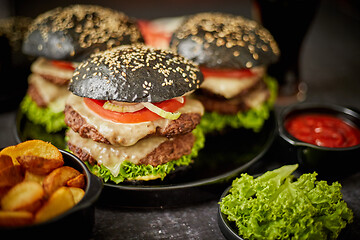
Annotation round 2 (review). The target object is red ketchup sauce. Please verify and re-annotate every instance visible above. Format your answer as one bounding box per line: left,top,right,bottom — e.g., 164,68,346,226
285,114,360,148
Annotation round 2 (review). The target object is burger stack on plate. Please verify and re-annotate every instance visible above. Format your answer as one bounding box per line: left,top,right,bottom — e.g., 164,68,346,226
170,12,280,133
20,5,144,132
64,45,205,183
15,6,280,184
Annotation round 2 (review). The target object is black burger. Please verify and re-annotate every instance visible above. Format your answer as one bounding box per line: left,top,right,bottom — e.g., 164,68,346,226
20,5,144,132
170,12,279,132
65,44,205,183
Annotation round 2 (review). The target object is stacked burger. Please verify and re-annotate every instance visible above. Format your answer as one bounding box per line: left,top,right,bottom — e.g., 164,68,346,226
20,5,144,132
170,13,280,133
65,45,205,183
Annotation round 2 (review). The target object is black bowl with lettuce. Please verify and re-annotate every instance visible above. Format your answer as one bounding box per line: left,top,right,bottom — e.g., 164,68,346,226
218,164,353,240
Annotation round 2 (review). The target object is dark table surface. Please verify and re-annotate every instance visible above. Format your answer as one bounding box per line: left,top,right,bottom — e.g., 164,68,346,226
1,0,360,239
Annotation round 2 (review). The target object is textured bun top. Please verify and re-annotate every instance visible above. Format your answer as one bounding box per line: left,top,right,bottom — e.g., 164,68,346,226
22,5,144,61
69,44,203,103
0,17,32,52
170,12,280,69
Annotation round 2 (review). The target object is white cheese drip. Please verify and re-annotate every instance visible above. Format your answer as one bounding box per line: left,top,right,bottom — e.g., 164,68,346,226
66,94,204,147
31,57,78,80
28,73,70,112
67,130,167,177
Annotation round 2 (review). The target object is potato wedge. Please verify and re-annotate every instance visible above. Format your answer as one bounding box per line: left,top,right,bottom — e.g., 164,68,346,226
17,155,64,175
35,187,75,223
66,174,86,189
1,181,44,213
0,210,34,227
0,140,63,165
43,166,81,196
0,165,24,187
24,170,46,184
68,187,85,204
0,154,13,170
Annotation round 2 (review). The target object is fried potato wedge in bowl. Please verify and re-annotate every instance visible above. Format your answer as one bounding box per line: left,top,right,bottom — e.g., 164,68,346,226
0,140,103,239
1,140,63,165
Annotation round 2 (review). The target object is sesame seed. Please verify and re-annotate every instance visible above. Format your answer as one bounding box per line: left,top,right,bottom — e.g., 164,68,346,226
75,44,203,96
27,5,143,52
170,12,280,64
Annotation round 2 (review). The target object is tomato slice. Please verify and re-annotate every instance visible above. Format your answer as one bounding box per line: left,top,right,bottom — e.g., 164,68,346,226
200,67,256,79
137,20,171,48
51,60,76,71
84,97,185,123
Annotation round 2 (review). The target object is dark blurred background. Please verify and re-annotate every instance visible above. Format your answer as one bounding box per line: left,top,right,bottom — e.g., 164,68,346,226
1,0,359,109
1,0,255,19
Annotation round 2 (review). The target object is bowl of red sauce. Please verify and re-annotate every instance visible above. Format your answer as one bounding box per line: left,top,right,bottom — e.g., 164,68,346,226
278,103,360,176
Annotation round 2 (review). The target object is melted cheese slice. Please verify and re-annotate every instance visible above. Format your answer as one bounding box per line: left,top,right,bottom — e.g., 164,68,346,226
201,66,266,99
66,94,204,147
244,86,270,109
67,129,167,177
31,57,78,80
28,74,70,113
201,76,258,99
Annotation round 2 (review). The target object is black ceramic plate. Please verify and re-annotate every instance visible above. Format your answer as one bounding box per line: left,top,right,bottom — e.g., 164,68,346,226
15,110,276,207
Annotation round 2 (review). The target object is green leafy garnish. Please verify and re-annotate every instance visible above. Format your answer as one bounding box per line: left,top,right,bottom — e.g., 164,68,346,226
199,75,277,133
86,126,205,184
219,164,353,240
20,95,67,133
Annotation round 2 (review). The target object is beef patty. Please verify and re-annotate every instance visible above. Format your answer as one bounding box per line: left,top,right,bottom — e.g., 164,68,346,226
27,83,47,108
68,131,195,167
38,74,70,86
196,80,270,115
64,105,201,145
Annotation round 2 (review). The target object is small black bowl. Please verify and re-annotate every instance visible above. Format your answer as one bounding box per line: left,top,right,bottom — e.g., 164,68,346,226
1,150,103,240
218,186,244,240
278,103,360,177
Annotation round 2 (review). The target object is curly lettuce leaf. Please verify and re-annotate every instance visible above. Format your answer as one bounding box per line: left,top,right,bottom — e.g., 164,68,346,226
86,126,205,184
20,95,67,133
199,75,277,133
219,164,353,240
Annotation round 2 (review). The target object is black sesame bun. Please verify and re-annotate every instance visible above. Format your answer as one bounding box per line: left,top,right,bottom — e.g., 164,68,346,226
22,5,144,62
170,12,280,69
69,44,203,103
0,16,32,53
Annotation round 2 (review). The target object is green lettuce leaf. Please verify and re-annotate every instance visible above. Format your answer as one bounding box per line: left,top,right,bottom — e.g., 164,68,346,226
219,164,353,240
198,75,278,133
20,95,67,133
86,126,205,184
